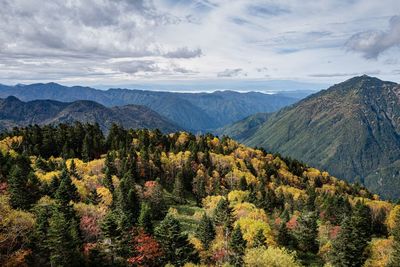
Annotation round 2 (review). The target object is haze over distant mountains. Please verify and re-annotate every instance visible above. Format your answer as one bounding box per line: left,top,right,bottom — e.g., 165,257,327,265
219,75,400,199
0,96,180,133
0,83,301,131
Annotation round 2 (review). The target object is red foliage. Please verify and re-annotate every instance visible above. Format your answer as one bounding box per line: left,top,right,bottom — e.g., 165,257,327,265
80,215,101,242
286,215,298,230
212,248,229,264
83,243,97,256
127,230,163,267
0,182,8,193
330,225,341,239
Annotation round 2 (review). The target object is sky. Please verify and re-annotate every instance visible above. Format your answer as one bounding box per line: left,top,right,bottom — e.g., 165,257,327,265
0,0,400,91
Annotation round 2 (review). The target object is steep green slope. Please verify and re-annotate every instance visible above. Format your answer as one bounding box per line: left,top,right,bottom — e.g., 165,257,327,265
0,96,180,133
222,76,400,199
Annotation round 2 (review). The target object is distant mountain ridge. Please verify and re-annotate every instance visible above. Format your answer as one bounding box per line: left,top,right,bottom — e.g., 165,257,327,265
0,83,299,131
219,75,400,199
0,96,180,133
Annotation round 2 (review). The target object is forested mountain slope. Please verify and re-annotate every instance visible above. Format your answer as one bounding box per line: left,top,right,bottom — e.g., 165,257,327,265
0,96,180,133
0,123,399,266
0,83,298,131
219,76,400,199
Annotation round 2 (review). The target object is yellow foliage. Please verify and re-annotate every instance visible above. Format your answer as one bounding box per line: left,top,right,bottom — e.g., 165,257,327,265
73,178,88,200
202,195,225,214
277,185,306,201
235,217,273,247
225,168,257,187
244,247,301,267
0,195,35,264
35,170,61,184
364,238,392,267
96,186,113,206
176,132,190,146
188,234,204,251
387,205,400,230
228,190,249,205
0,136,23,154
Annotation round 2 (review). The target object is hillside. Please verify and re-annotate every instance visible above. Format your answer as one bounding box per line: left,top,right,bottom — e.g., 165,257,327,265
0,96,180,133
220,76,400,199
0,83,298,131
0,124,398,267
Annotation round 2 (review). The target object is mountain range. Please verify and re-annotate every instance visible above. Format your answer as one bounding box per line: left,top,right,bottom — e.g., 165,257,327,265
219,75,400,199
0,83,299,131
0,96,180,133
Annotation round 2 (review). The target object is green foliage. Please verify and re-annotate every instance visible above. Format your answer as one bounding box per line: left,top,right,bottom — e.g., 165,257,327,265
196,213,216,250
47,207,82,267
55,167,79,206
294,211,319,253
229,226,247,266
8,158,40,210
139,202,153,234
155,215,199,266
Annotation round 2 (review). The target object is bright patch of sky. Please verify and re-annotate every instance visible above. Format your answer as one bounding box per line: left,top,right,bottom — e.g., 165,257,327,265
0,0,399,91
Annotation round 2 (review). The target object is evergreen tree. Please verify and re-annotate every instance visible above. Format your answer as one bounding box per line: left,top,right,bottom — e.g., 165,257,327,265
103,167,115,194
47,207,82,267
8,164,39,210
351,201,372,266
138,202,153,234
196,213,216,250
155,215,199,266
87,187,101,205
29,204,53,266
214,198,234,230
330,217,357,267
69,159,80,180
295,211,319,253
55,167,79,207
388,207,400,267
173,171,185,203
116,171,140,229
253,229,267,248
229,226,247,266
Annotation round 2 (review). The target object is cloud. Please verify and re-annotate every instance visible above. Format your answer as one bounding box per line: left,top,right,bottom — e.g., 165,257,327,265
164,47,203,58
346,16,400,59
309,70,381,78
116,61,159,74
217,68,243,77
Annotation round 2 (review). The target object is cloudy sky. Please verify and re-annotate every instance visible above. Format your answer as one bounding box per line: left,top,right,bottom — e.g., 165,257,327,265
0,0,399,90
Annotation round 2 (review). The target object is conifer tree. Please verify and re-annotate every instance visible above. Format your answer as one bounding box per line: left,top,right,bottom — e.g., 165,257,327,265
214,198,234,230
229,226,247,266
47,207,82,267
155,215,199,266
253,229,267,248
69,159,80,180
55,167,79,207
8,164,40,210
196,213,216,250
116,171,140,229
138,202,153,234
295,211,319,253
330,217,357,267
351,201,372,266
173,171,185,203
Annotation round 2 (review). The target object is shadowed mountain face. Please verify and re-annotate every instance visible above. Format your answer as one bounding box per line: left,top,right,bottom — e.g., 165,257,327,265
219,76,400,199
0,83,299,131
0,96,181,133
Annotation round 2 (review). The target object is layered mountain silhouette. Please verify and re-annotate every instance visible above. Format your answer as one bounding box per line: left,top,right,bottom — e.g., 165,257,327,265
219,75,400,199
0,96,180,133
0,83,298,131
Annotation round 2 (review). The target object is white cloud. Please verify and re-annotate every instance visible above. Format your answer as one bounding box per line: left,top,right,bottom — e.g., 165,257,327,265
0,0,400,86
